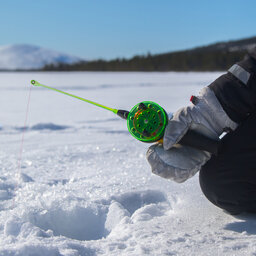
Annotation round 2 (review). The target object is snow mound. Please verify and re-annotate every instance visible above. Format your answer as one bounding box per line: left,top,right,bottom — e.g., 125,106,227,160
105,201,130,232
18,172,34,183
0,44,82,70
111,190,168,215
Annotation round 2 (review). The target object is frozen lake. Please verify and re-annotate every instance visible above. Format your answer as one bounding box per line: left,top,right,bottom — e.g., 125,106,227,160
0,71,255,256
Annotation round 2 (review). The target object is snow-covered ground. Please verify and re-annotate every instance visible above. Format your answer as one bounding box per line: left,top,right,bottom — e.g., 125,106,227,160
0,71,256,256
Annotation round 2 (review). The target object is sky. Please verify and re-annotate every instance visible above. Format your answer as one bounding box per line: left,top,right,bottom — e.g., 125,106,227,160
0,0,255,60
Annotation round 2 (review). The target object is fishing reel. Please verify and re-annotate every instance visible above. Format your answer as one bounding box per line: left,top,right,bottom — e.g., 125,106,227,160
117,101,168,143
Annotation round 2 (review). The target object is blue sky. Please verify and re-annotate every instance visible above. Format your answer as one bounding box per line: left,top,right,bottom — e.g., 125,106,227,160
0,0,255,60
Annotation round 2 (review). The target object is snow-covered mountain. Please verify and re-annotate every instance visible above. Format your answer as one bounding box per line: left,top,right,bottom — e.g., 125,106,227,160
0,44,82,70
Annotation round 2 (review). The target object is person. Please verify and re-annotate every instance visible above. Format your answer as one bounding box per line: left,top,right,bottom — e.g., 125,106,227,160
147,47,256,215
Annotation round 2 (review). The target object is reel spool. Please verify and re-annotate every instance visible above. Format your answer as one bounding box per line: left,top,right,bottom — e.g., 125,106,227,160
127,101,168,143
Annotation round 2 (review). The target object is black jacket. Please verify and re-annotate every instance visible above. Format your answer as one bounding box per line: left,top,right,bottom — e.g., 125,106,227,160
209,48,256,123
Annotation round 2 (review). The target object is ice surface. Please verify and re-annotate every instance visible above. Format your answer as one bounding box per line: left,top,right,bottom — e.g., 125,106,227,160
0,71,255,255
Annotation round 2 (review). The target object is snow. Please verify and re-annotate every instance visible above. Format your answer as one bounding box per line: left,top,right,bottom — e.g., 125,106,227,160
0,45,82,70
0,71,256,255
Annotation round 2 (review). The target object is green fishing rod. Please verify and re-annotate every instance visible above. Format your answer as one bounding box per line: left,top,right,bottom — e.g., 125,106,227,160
31,80,119,115
31,80,167,143
31,80,220,154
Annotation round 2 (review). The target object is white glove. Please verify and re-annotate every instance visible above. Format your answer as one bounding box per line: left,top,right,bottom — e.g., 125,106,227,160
163,87,237,150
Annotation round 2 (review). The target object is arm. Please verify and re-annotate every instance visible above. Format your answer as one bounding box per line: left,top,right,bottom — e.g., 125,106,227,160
209,47,256,123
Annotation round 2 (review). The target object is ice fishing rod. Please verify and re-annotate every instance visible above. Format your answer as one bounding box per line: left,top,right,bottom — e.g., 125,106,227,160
31,80,220,155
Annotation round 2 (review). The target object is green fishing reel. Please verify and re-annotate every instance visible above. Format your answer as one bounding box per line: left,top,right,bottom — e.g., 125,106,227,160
127,101,168,143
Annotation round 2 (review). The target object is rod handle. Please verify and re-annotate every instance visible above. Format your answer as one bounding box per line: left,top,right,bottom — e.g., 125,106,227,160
179,129,220,155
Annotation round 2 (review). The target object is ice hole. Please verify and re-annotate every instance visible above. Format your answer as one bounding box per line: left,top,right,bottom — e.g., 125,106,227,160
28,190,168,241
29,206,108,241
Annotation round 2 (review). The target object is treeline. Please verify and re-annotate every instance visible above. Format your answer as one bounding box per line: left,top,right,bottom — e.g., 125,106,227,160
43,50,246,72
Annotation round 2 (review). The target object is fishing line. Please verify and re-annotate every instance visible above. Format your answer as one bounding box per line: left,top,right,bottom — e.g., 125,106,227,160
17,84,33,170
13,83,33,208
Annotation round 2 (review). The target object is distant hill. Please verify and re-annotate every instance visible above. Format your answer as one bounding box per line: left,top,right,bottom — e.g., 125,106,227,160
43,36,256,72
0,44,82,70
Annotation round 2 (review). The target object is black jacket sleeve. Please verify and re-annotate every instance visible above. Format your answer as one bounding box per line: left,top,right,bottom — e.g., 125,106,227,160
209,47,256,123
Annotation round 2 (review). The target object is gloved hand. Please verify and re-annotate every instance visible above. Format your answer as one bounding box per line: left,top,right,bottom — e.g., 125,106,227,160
163,87,237,150
147,86,238,183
